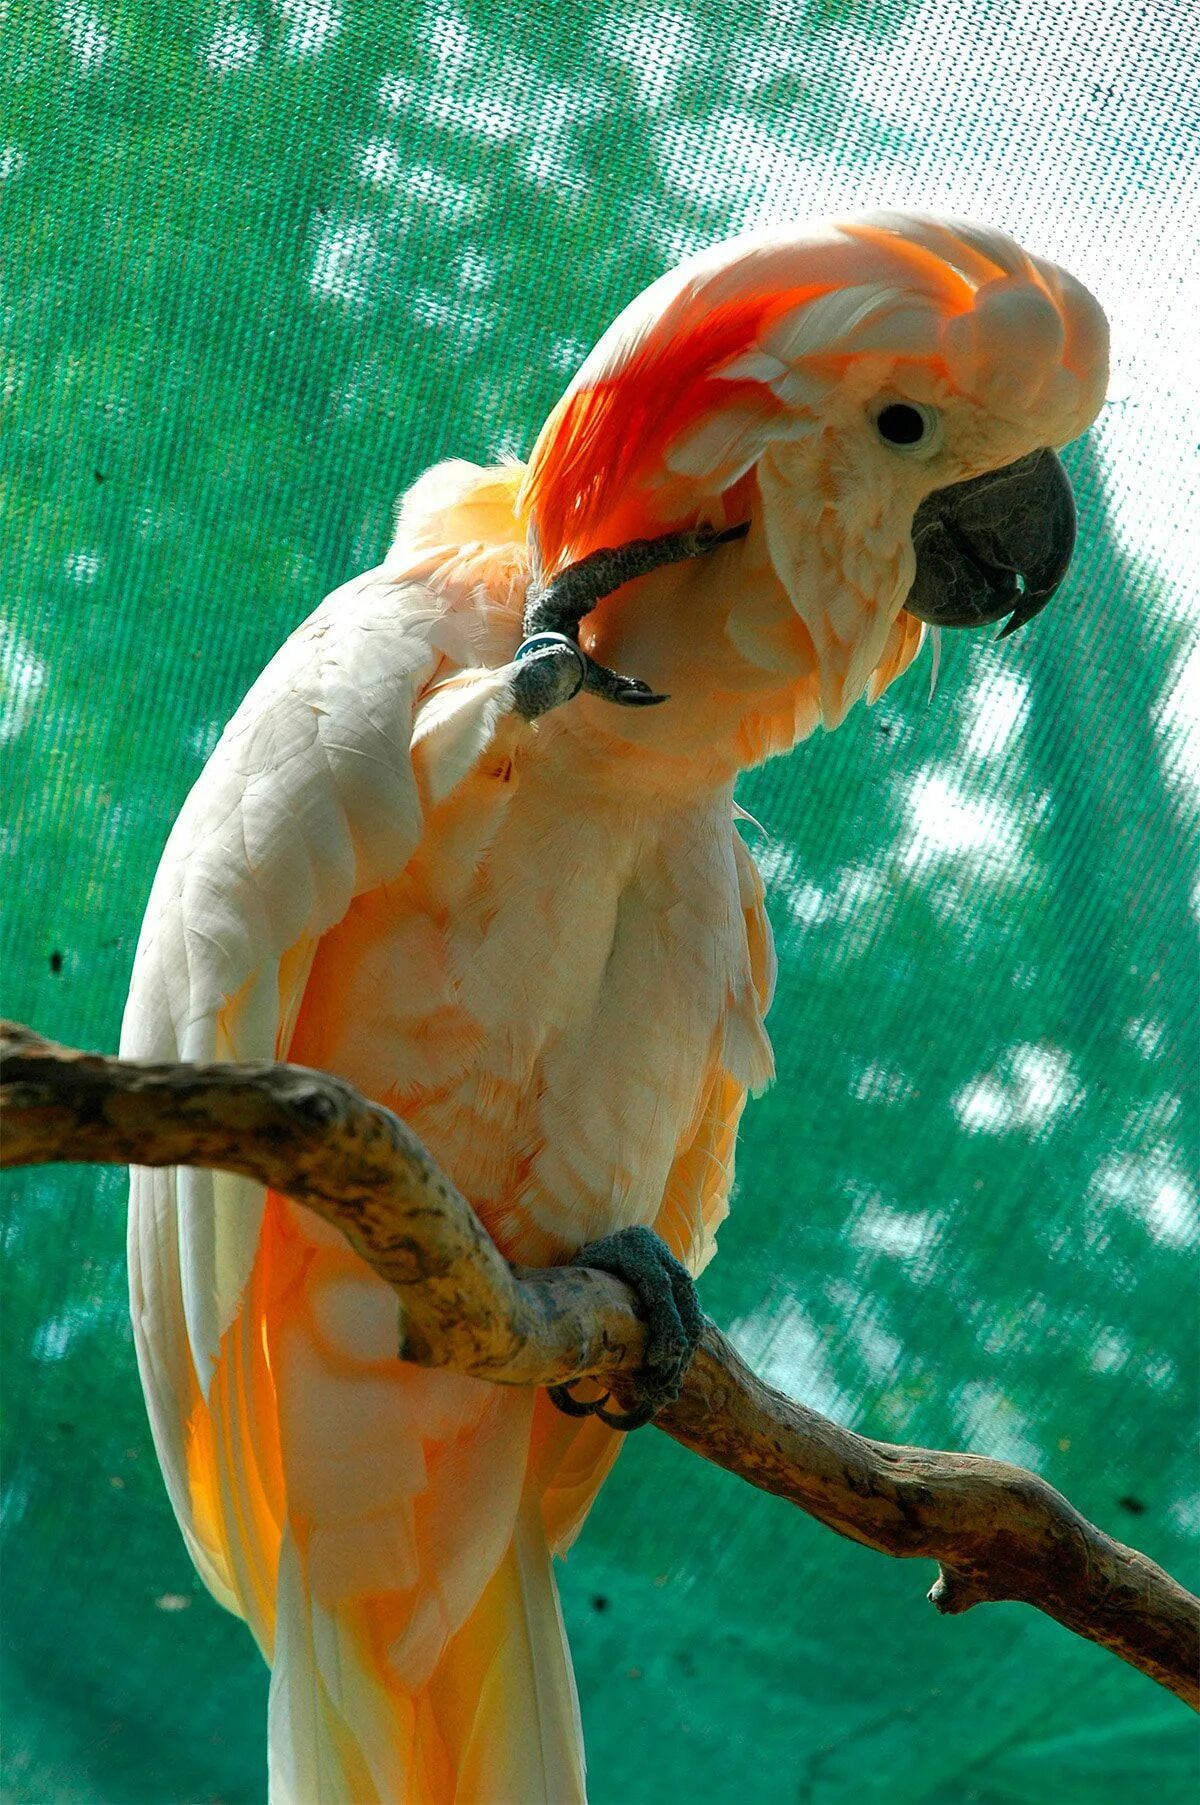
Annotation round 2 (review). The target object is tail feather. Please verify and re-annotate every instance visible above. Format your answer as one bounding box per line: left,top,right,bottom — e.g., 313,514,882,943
270,1532,402,1805
425,1502,587,1805
267,1508,586,1805
241,1198,591,1803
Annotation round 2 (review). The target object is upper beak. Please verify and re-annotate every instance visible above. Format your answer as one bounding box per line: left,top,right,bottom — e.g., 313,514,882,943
904,448,1078,638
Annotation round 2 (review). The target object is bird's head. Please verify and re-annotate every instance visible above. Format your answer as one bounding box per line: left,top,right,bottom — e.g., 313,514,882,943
519,213,1108,751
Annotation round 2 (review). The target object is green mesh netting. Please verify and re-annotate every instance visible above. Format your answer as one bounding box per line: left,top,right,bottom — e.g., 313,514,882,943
3,1,1198,1800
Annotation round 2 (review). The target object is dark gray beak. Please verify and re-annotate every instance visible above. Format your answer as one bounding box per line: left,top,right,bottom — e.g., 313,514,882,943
904,448,1077,638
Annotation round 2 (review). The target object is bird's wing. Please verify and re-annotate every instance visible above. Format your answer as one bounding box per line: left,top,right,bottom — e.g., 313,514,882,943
122,567,460,1622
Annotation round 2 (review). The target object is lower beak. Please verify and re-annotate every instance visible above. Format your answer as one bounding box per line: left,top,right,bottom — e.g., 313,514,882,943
904,448,1078,638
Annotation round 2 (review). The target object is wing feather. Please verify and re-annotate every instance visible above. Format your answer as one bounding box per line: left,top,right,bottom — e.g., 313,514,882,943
123,568,449,1615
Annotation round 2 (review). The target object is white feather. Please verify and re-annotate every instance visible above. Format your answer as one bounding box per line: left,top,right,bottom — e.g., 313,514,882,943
762,283,902,362
409,663,519,806
715,348,789,384
123,568,442,1557
928,624,943,702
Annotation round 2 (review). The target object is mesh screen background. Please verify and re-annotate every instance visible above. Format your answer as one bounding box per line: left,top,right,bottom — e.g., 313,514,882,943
2,1,1198,1799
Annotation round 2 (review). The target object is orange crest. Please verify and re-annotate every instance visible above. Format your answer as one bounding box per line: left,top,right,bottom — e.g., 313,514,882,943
520,281,831,572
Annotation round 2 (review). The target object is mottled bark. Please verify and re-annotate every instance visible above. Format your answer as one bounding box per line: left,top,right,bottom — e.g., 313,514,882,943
2,1021,1196,1710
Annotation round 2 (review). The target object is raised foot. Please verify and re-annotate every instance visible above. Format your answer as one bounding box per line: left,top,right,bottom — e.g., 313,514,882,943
512,522,748,722
548,1225,704,1431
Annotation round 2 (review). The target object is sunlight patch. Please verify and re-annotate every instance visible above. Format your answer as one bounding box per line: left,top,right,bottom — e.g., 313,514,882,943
309,218,381,306
595,6,702,109
951,1379,1043,1471
377,71,418,114
1091,1154,1198,1249
59,0,110,71
952,1043,1083,1136
420,0,479,77
65,549,101,584
359,140,403,186
848,1196,941,1271
727,1296,855,1425
277,0,341,58
902,770,1023,877
850,1062,916,1108
201,13,261,73
1123,1017,1166,1059
0,624,46,745
1156,631,1200,800
32,1313,77,1362
964,669,1030,760
411,289,495,355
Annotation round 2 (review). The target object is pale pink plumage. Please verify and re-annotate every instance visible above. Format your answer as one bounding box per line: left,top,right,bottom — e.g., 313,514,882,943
124,215,1107,1802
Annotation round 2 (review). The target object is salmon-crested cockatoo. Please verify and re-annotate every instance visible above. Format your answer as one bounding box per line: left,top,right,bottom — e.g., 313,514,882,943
123,213,1108,1803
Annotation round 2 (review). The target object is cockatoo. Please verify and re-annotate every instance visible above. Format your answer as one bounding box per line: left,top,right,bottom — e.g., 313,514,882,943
123,213,1108,1803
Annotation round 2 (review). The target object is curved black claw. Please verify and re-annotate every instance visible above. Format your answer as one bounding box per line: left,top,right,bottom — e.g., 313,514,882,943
547,1226,704,1432
579,659,668,710
515,521,748,720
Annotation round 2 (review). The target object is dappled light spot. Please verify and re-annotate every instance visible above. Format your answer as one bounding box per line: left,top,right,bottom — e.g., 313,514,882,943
848,1195,942,1268
453,247,496,293
31,1313,78,1362
0,625,46,745
377,70,419,115
547,335,587,375
727,1297,855,1425
200,13,261,74
1168,1494,1200,1538
420,0,479,78
951,1378,1044,1472
1155,632,1200,801
0,1476,33,1535
424,88,525,140
358,140,404,186
844,1307,904,1385
902,770,1024,878
785,879,826,925
1089,1326,1132,1374
405,164,482,218
1141,1351,1178,1393
849,1061,915,1107
963,669,1029,760
64,550,101,584
771,861,896,955
188,721,223,761
1091,1154,1198,1249
1123,1016,1166,1059
952,1042,1084,1136
277,0,341,59
411,288,496,356
58,0,110,72
594,6,702,109
309,218,381,306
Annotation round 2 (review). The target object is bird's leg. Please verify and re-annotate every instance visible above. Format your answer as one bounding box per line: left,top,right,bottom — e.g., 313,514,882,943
547,1225,704,1430
512,522,748,722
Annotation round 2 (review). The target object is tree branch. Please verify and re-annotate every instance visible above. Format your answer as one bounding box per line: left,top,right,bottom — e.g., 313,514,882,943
2,1021,1196,1710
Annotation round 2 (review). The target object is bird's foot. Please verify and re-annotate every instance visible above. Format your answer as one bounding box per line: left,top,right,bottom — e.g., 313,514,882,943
512,522,748,722
547,1225,704,1431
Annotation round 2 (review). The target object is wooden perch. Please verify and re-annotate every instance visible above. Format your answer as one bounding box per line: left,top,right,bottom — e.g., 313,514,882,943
2,1020,1196,1710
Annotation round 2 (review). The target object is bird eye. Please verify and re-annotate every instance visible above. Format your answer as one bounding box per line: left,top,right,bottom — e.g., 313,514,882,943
871,400,941,458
